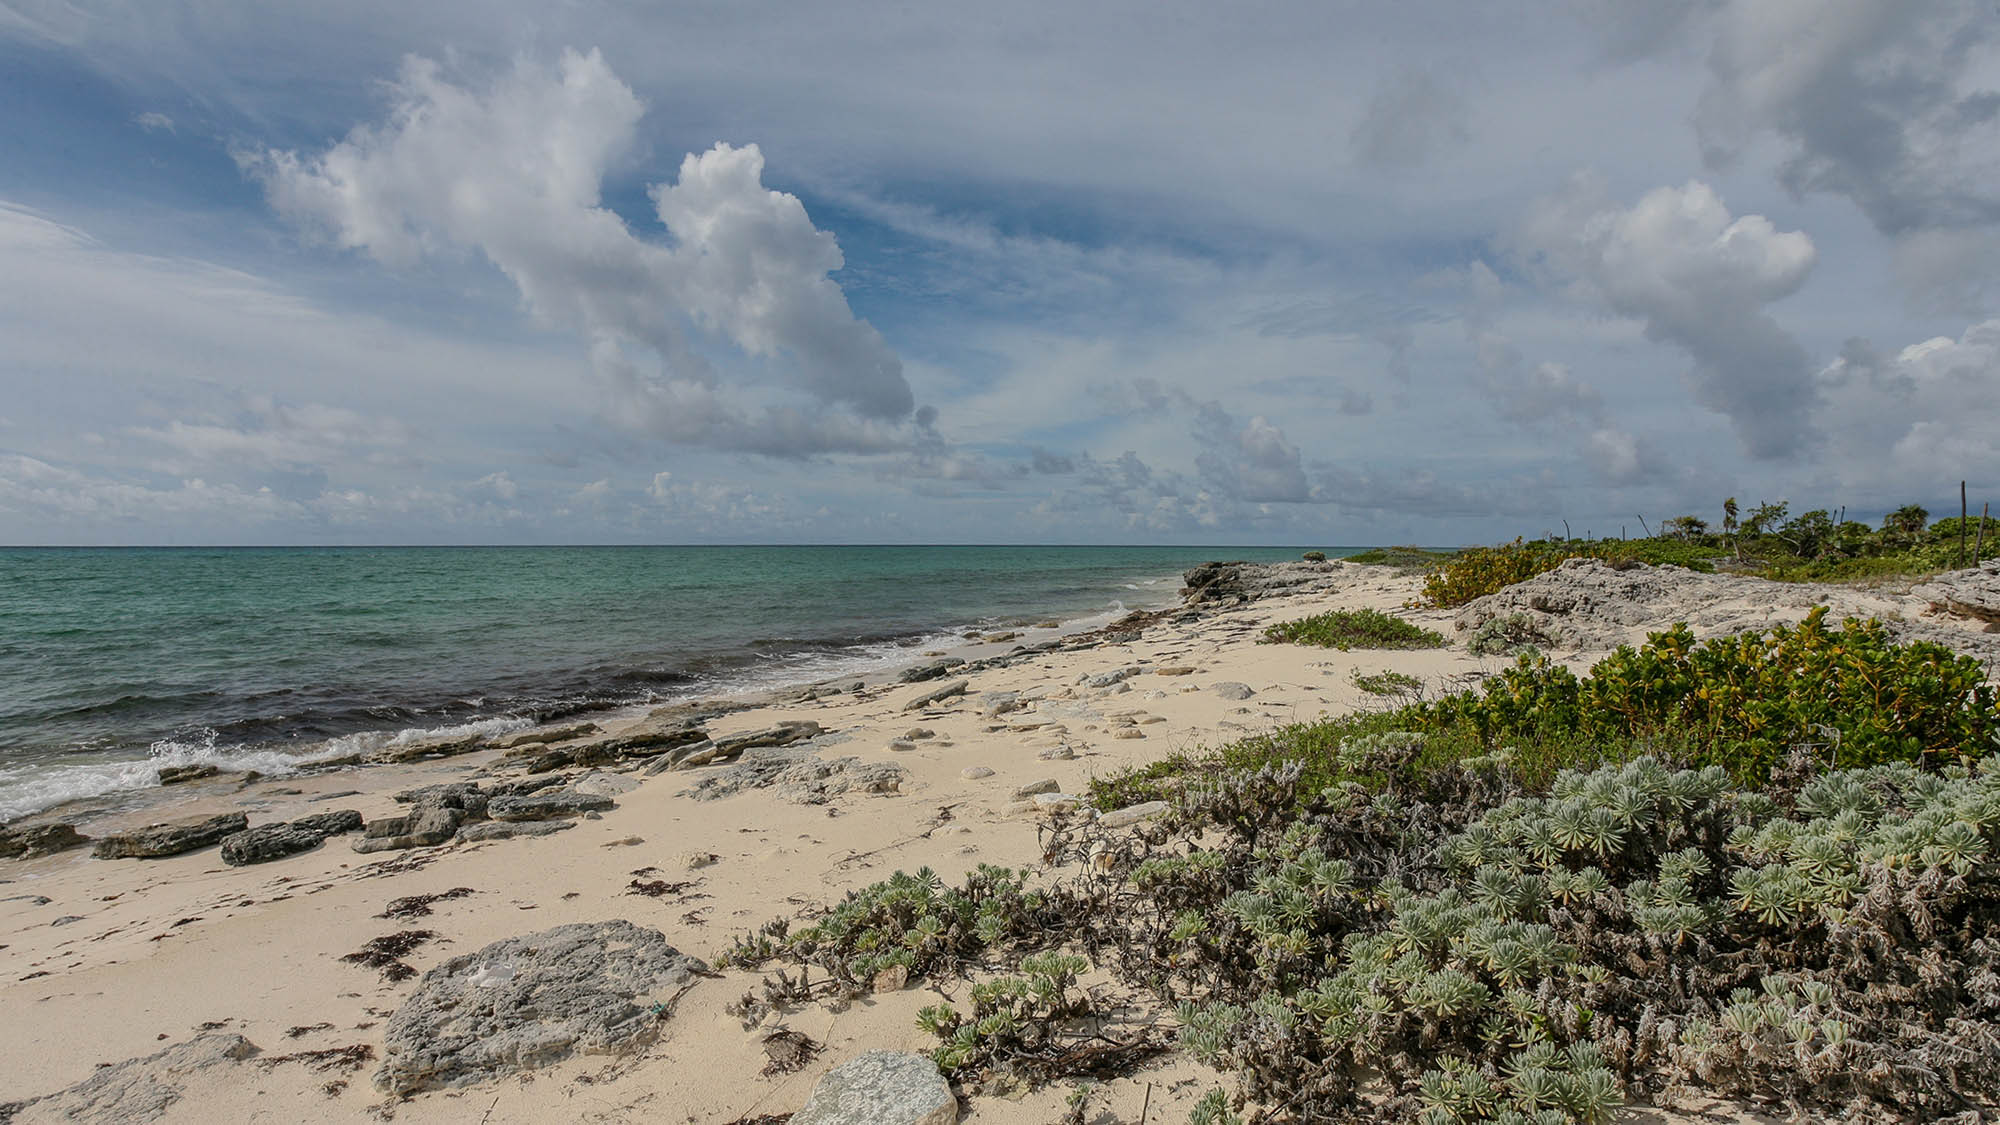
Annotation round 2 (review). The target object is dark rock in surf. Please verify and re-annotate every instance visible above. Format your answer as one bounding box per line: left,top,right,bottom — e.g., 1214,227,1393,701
0,822,91,860
158,764,221,786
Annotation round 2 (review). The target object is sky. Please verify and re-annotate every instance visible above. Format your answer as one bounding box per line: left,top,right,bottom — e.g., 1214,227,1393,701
1,0,1996,546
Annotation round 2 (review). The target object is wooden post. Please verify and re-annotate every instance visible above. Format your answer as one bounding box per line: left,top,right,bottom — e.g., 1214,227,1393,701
1978,502,1990,566
1637,514,1653,537
1962,481,1970,568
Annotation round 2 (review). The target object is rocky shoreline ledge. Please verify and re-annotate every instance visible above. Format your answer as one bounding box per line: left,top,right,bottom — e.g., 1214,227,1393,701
2,557,1996,1123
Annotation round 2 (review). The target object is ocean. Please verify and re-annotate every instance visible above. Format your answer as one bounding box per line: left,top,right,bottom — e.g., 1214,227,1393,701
0,545,1335,821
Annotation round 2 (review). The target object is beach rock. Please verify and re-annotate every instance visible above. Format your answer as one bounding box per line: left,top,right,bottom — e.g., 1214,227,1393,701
1033,793,1083,814
491,722,601,750
1037,746,1077,760
291,809,364,836
903,727,936,740
458,820,576,842
157,764,220,786
1012,778,1060,799
1212,682,1257,701
960,766,994,779
0,1032,259,1123
355,806,464,853
1156,665,1196,675
91,813,249,860
887,739,918,752
1114,728,1147,739
219,823,328,866
393,782,490,818
715,721,823,756
373,920,706,1096
682,752,906,804
1180,560,1353,606
791,1049,956,1125
898,660,964,684
679,850,718,870
1099,801,1170,829
570,772,641,798
487,790,615,822
1915,562,2000,625
902,679,969,711
370,733,487,764
0,822,90,860
577,719,711,759
980,691,1023,717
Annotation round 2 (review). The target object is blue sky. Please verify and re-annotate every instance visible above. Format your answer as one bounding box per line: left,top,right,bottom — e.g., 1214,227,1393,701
1,0,1996,545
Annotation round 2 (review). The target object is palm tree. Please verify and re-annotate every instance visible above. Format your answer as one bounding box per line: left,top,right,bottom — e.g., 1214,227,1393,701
1883,504,1928,538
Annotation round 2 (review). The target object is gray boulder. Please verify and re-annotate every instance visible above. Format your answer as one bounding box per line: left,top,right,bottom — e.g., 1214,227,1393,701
1915,561,2000,626
0,822,90,860
91,813,249,860
490,722,601,750
373,920,707,1095
219,823,325,866
0,1033,258,1123
486,790,615,821
458,819,577,842
353,805,464,853
1212,681,1257,701
157,764,220,785
791,1050,956,1125
392,782,489,819
898,659,964,683
290,809,364,836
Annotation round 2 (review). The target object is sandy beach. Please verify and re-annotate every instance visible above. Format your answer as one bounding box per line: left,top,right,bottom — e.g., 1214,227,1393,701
3,558,1993,1124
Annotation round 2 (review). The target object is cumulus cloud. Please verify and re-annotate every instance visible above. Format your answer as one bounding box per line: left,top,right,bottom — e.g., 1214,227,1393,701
1517,178,1818,459
0,453,302,523
128,397,412,476
252,49,915,455
1818,318,2000,496
1694,0,2000,239
1192,403,1314,503
133,111,175,133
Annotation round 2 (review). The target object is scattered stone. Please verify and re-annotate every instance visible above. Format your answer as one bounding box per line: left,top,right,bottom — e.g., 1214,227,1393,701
791,1050,956,1125
979,691,1022,717
569,719,711,761
1032,793,1082,813
982,631,1019,643
457,820,576,843
1114,728,1147,740
220,823,326,867
310,790,363,803
679,851,718,870
682,752,906,804
0,1032,259,1123
898,660,964,684
4,894,51,905
1155,666,1196,676
291,809,364,836
52,914,83,926
872,963,910,992
353,806,464,853
1037,746,1077,760
373,920,707,1096
902,727,936,740
1081,666,1141,688
92,813,249,860
487,790,615,822
902,679,969,711
369,732,488,764
602,836,646,848
887,739,918,752
0,822,90,860
1012,778,1060,799
1212,682,1257,701
960,766,994,779
1098,801,1170,829
157,764,221,786
393,783,490,818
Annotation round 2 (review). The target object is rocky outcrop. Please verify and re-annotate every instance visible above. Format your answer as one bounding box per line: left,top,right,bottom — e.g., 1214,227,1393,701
563,718,711,761
373,920,706,1096
791,1050,957,1125
0,1033,259,1123
898,659,964,683
353,806,465,854
0,822,90,860
490,722,601,750
91,813,249,860
458,820,576,842
216,811,359,866
1915,561,2000,627
1180,560,1351,606
156,764,220,786
682,749,906,804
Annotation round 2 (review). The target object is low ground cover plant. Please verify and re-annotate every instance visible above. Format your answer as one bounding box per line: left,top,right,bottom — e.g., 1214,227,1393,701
1262,608,1448,651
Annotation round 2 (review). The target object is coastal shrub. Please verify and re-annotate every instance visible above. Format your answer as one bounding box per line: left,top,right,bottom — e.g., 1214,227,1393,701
1464,613,1550,658
1352,668,1424,698
918,951,1092,1076
1262,608,1447,651
1420,540,1719,609
1346,545,1458,572
1423,607,2000,783
1303,550,1329,562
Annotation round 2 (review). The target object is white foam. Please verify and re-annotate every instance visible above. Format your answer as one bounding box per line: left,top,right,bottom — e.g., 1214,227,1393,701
0,715,532,824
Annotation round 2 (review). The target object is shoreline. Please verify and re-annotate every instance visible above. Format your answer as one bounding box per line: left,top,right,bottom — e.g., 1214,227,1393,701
3,557,1993,1123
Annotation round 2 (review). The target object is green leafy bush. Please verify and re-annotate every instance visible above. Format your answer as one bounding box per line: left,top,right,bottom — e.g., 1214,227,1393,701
1419,540,1718,609
1346,545,1458,572
1352,668,1425,698
1423,607,2000,782
1263,607,1447,651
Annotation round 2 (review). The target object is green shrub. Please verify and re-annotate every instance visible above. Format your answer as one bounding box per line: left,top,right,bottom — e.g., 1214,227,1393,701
1352,668,1425,698
1464,613,1550,658
1346,545,1458,572
1422,607,2000,783
1263,608,1447,651
1420,540,1718,609
1302,550,1328,562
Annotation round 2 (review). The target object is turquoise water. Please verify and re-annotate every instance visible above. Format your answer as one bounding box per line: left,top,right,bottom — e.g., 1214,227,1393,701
0,545,1334,819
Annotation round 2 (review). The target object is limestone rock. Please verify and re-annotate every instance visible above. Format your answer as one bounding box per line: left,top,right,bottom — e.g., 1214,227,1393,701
487,790,615,822
960,766,994,779
373,920,707,1096
157,764,220,786
1037,745,1077,760
1012,778,1059,799
902,679,969,711
791,1050,956,1125
353,806,463,853
290,809,363,836
393,783,490,818
219,823,326,866
458,819,576,842
1212,682,1257,701
1098,801,1170,828
490,722,601,750
0,1033,258,1124
1082,666,1142,688
898,660,963,684
1114,728,1146,739
0,822,90,860
91,813,248,860
1915,561,2000,625
570,772,641,798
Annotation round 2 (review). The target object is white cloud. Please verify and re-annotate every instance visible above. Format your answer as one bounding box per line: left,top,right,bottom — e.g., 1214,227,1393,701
128,397,412,475
0,453,304,524
1517,178,1819,459
1818,318,2000,497
133,110,174,133
253,49,916,455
